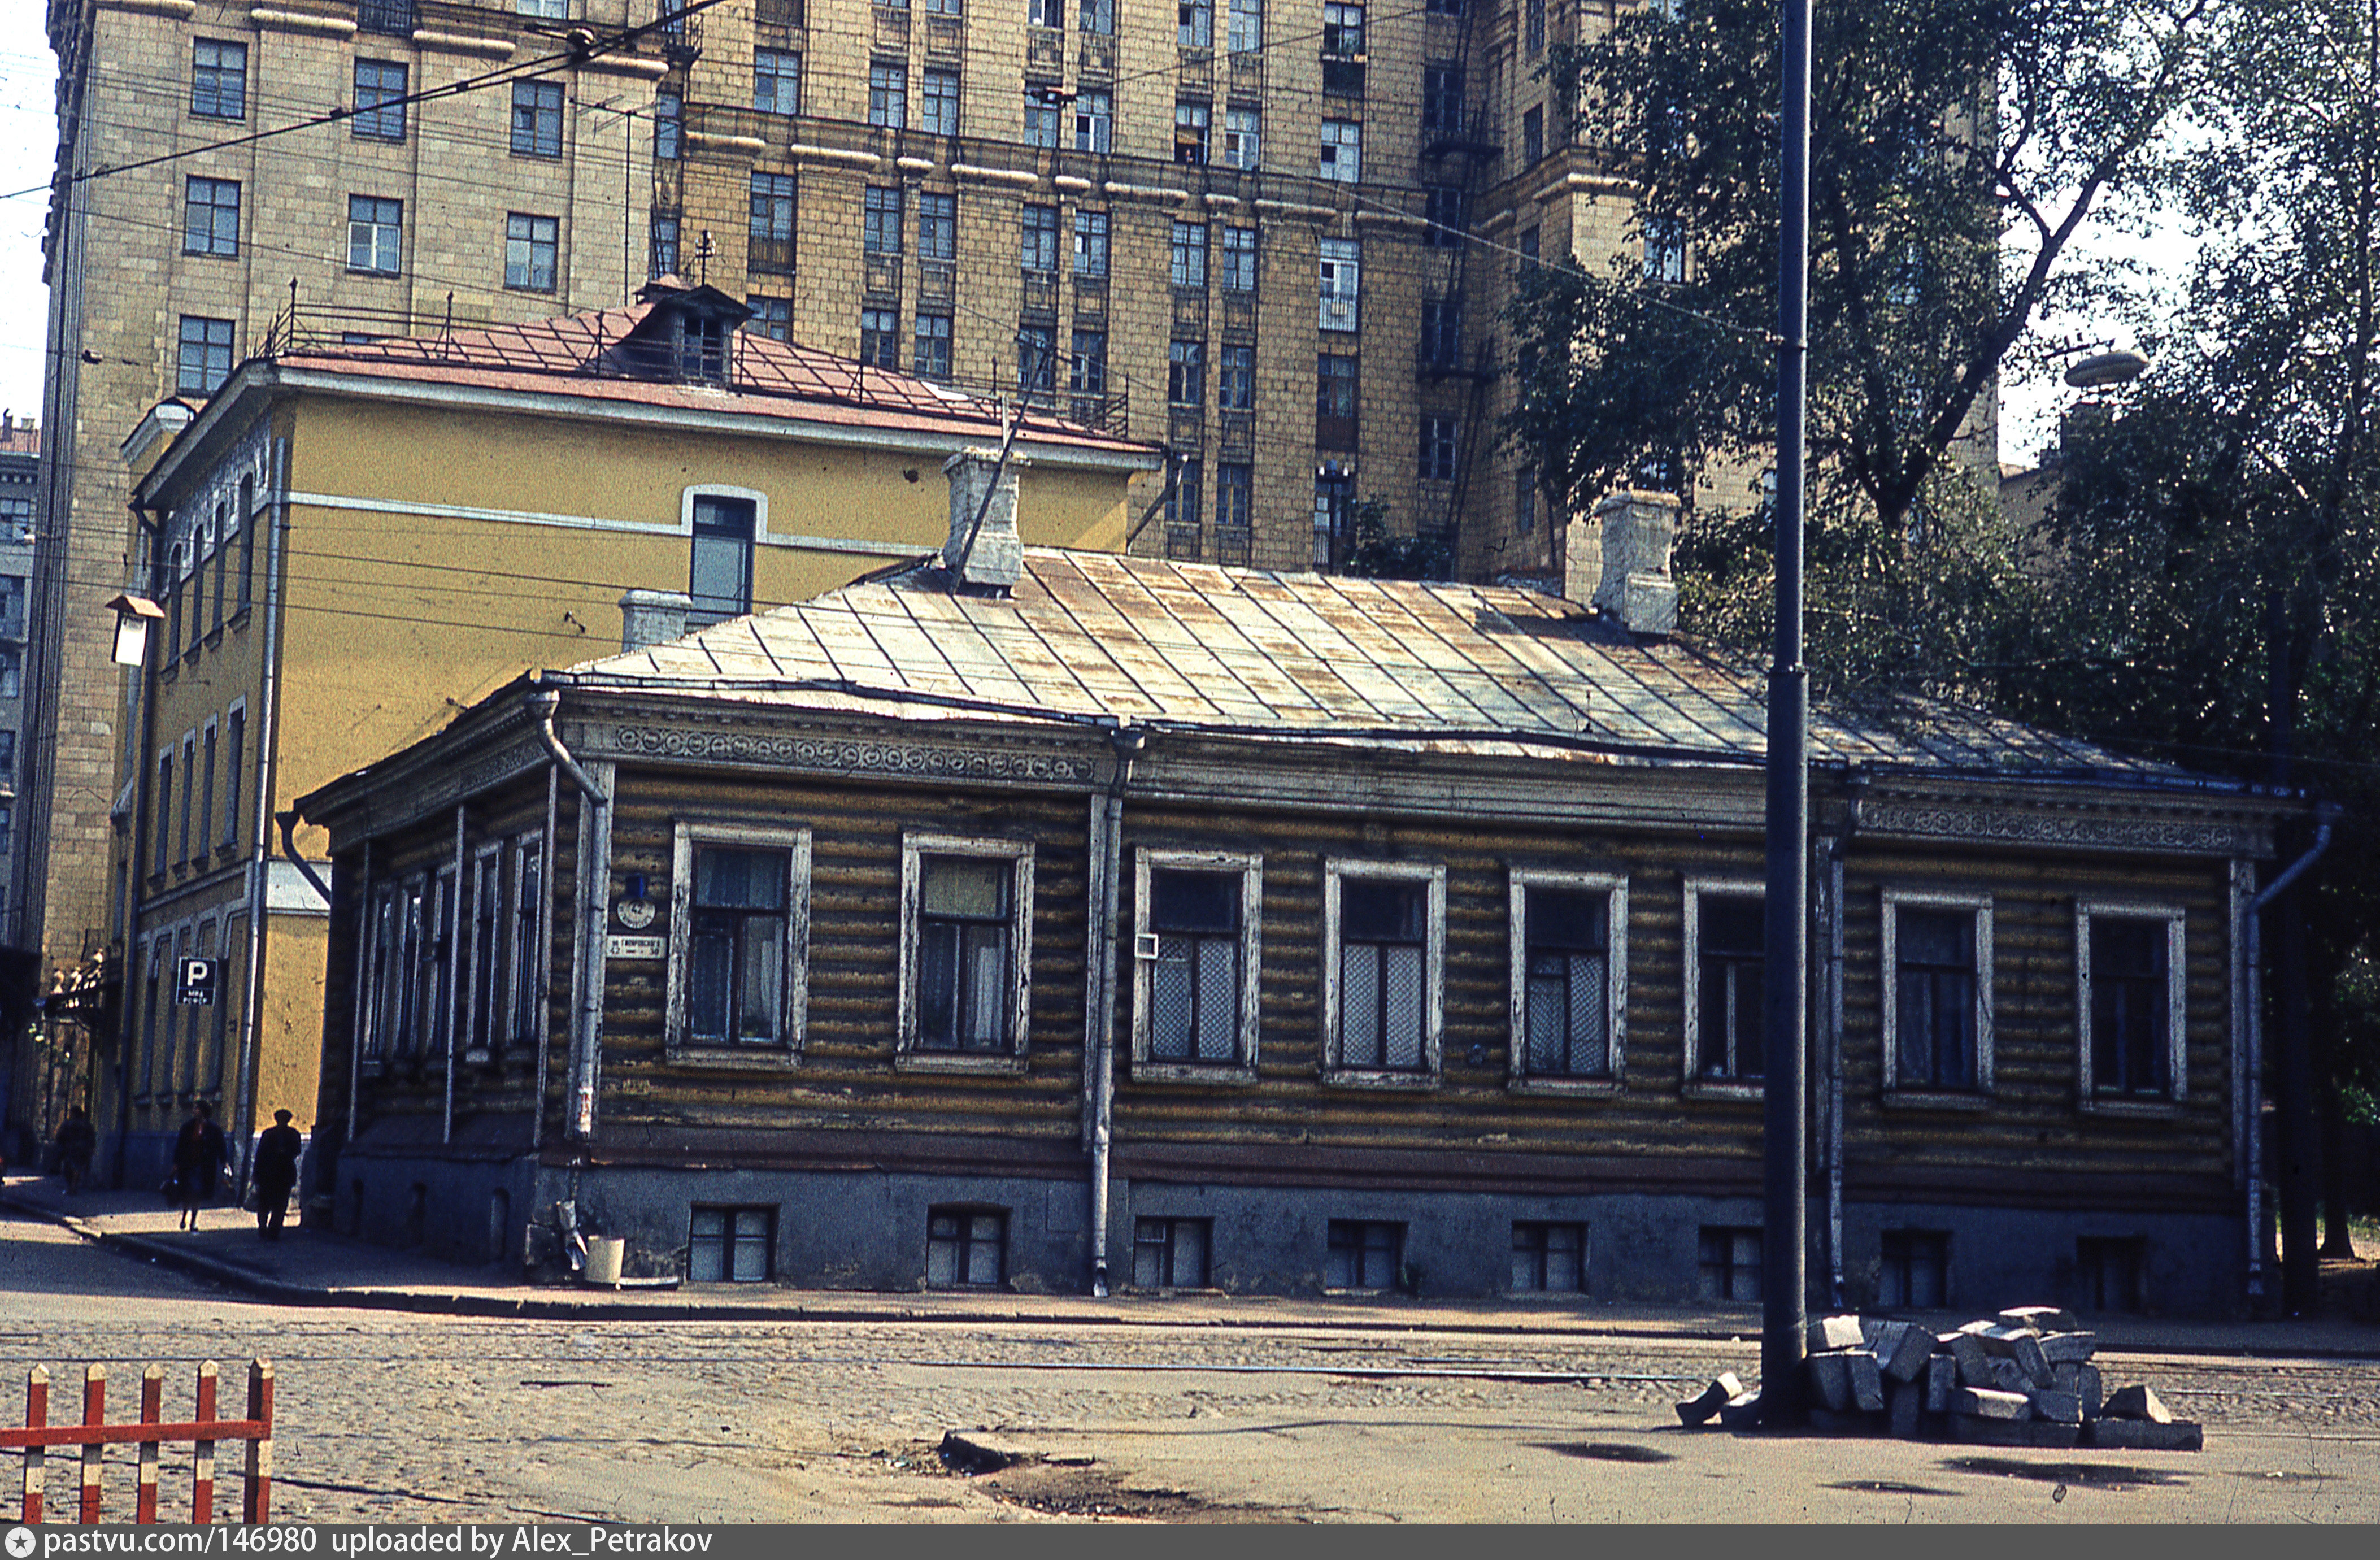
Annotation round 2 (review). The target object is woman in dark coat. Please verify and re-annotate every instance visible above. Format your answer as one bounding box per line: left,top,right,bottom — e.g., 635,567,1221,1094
171,1101,230,1231
250,1109,304,1240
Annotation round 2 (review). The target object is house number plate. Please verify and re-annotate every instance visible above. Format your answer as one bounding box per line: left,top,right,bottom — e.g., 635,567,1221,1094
604,935,667,961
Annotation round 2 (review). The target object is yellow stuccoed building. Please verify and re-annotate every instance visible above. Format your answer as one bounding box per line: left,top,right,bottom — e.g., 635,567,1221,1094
100,280,1159,1185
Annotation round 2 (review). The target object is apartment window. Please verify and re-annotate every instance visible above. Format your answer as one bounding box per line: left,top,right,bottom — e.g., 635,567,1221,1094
650,213,680,279
926,1208,1007,1287
754,49,800,115
1525,0,1544,54
1520,226,1540,267
1319,239,1360,332
1216,461,1252,536
1325,862,1443,1078
687,1207,773,1283
1314,467,1353,566
1420,415,1459,481
464,846,503,1056
1073,90,1112,153
1883,890,1992,1096
920,68,961,136
191,41,246,119
1133,1217,1212,1288
1877,1230,1949,1309
654,90,681,160
1020,203,1059,272
1072,210,1109,277
1698,1227,1761,1302
913,312,953,378
869,62,908,128
1509,873,1625,1084
1316,353,1357,444
917,192,956,261
2078,906,2186,1103
749,172,796,273
1031,0,1063,25
670,827,808,1051
1685,885,1764,1089
0,575,20,637
195,727,217,867
183,177,239,258
1017,323,1056,403
903,839,1032,1059
1078,0,1114,33
1167,457,1202,541
177,316,236,395
1174,99,1210,164
687,494,756,627
1515,467,1538,534
1511,1222,1586,1292
864,186,904,255
861,306,901,368
504,213,559,291
1325,1220,1401,1290
354,60,407,140
236,474,255,612
347,195,402,275
1170,221,1208,288
511,81,563,157
1319,119,1361,182
1421,66,1464,133
1424,185,1465,248
924,0,962,12
0,503,27,546
1179,0,1212,46
2076,1236,2144,1313
1522,105,1543,167
746,296,790,341
220,707,244,850
1167,340,1205,407
1322,0,1364,55
178,734,195,865
1217,344,1254,410
153,757,172,874
1025,95,1060,148
1227,0,1261,52
1644,215,1687,284
1068,329,1107,396
1420,297,1461,366
1221,226,1257,292
517,0,568,15
1221,106,1260,170
508,836,545,1044
1133,853,1261,1073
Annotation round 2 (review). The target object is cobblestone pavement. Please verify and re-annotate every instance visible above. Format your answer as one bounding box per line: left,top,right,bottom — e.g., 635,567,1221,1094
7,1210,2379,1523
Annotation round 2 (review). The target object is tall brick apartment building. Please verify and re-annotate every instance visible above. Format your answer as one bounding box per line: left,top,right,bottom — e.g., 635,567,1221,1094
21,0,1657,1157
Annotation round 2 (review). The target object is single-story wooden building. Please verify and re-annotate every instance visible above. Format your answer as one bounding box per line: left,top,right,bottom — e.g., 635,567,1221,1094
295,473,2291,1315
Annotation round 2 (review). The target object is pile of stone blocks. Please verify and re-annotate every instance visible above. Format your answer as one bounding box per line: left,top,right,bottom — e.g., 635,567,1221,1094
1674,1306,2201,1449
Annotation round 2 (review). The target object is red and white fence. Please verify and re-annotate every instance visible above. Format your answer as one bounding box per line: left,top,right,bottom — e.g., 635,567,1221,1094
2,1359,273,1524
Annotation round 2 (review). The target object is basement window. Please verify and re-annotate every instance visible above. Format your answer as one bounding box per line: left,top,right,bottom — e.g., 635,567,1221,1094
688,1206,774,1283
1876,1229,1948,1309
1510,1222,1586,1292
2076,1236,2144,1314
1325,1219,1403,1291
1697,1226,1761,1302
1133,1216,1212,1288
927,1207,1008,1287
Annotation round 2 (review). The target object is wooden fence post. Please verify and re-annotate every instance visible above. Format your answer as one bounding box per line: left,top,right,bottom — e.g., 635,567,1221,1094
78,1364,103,1525
20,1365,45,1525
193,1360,217,1526
242,1359,272,1524
137,1365,163,1524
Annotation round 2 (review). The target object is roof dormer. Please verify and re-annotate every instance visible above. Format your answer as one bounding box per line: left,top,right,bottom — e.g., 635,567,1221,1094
611,280,753,388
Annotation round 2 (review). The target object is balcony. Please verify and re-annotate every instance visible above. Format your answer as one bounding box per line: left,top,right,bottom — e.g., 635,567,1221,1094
864,255,902,301
356,0,417,36
1028,25,1065,71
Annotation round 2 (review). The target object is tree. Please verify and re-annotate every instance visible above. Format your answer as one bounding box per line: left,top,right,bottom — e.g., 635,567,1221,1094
1503,0,2213,693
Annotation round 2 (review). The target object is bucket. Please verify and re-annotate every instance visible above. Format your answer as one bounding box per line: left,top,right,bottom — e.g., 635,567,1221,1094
583,1236,625,1288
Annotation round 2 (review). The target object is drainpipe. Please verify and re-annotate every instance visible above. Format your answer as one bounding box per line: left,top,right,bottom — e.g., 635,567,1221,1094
232,436,291,1184
529,687,611,1142
1084,723,1145,1297
2243,806,2334,1305
113,506,166,1190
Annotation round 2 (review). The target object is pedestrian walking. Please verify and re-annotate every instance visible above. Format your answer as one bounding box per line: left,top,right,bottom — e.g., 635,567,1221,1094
53,1107,97,1195
169,1101,230,1231
250,1109,303,1241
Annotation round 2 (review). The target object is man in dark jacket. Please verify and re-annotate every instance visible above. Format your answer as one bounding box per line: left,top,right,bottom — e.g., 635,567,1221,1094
54,1107,97,1194
251,1110,304,1241
171,1102,230,1231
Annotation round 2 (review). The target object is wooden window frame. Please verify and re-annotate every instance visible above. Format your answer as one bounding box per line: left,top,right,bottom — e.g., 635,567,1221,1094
1320,858,1444,1089
664,821,811,1066
1880,886,1995,1106
2074,899,2187,1114
1130,848,1263,1083
1681,876,1764,1100
898,833,1034,1072
1507,868,1626,1094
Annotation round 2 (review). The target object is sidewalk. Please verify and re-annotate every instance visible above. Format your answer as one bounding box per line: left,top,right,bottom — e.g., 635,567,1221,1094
7,1170,2377,1355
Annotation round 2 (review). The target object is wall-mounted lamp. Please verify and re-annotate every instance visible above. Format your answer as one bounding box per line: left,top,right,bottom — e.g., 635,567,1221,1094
105,592,165,667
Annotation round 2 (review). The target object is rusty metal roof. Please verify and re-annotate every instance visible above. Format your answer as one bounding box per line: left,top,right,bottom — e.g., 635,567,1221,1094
561,550,2179,776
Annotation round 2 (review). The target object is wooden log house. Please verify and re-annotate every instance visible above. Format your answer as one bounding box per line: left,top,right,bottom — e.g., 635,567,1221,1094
295,467,2293,1315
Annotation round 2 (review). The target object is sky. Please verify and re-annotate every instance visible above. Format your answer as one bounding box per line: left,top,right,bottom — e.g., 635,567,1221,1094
0,9,2169,467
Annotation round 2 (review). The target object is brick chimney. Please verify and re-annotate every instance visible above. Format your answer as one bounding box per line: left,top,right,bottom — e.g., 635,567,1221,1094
943,447,1026,592
619,588,693,651
1567,490,1680,635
